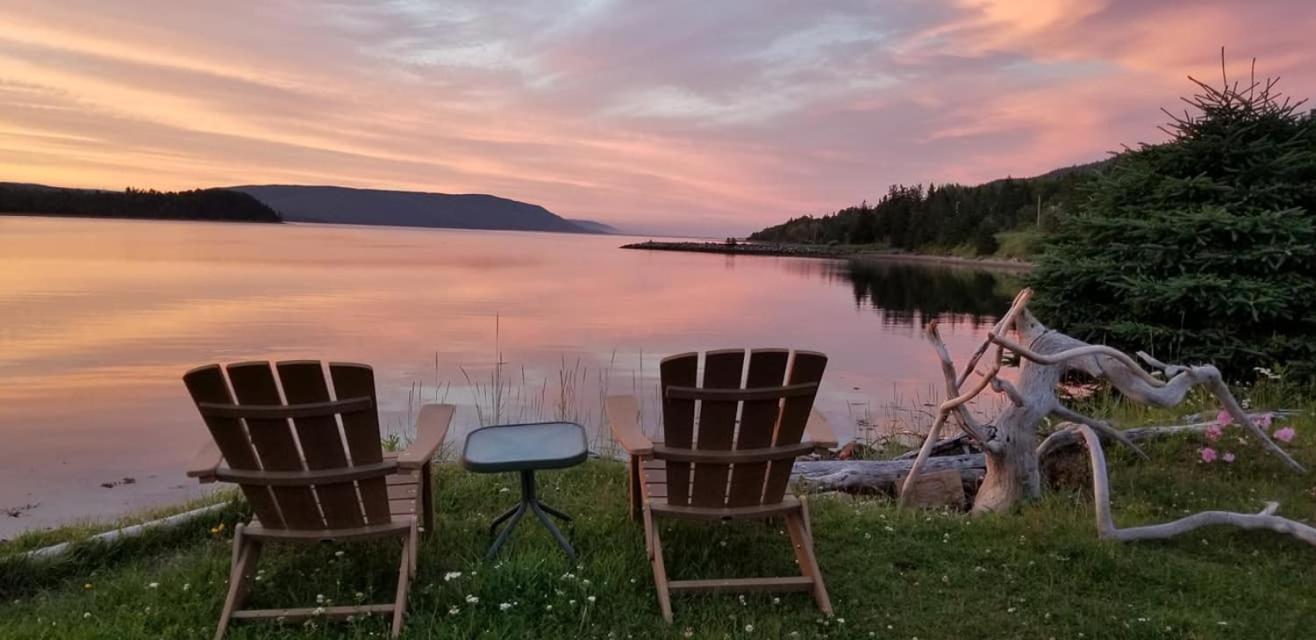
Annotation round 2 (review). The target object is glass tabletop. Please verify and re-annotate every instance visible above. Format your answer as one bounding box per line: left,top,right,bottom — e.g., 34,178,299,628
461,421,589,473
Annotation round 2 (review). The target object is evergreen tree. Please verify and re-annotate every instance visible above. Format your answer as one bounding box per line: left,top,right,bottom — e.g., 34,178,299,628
1030,63,1316,377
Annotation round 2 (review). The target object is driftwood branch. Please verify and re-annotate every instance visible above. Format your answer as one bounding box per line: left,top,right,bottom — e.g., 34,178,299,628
1072,424,1316,546
926,320,994,447
899,319,1010,507
991,377,1026,406
956,288,1033,388
990,314,1303,472
1048,403,1148,460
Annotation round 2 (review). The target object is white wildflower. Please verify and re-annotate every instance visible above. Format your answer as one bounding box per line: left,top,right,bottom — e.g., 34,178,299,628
444,572,462,582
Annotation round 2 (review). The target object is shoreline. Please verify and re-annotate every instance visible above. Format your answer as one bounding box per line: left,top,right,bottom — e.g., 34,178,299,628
619,240,1034,271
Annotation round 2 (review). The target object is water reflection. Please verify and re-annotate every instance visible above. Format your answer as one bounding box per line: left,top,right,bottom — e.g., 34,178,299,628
825,259,1019,329
0,216,1018,536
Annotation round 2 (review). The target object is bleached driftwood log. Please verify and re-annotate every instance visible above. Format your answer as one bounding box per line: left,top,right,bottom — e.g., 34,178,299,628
793,454,985,494
895,288,1303,514
1069,423,1316,546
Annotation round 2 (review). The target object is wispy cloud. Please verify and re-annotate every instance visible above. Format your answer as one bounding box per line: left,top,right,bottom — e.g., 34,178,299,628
1,0,1313,235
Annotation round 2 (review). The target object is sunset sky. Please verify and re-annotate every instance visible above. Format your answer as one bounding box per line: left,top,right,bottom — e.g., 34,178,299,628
2,1,1314,236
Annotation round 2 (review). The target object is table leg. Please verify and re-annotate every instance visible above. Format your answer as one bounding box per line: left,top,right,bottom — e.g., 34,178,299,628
520,471,576,562
485,470,578,562
489,504,521,536
529,500,576,564
536,501,573,523
486,502,526,560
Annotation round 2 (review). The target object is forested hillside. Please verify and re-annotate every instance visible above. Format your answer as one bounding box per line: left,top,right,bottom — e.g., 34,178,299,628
749,162,1105,256
0,184,280,223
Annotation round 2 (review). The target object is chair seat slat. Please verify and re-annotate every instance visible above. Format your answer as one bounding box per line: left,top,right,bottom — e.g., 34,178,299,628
652,441,816,464
196,396,373,420
665,382,817,402
214,461,398,486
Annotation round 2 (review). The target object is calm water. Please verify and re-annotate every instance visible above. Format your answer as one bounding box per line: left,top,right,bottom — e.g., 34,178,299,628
0,216,1017,537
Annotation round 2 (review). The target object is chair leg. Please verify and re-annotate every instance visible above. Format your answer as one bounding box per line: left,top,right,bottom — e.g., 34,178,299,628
421,462,435,537
642,505,673,623
408,519,419,575
785,504,832,617
214,523,261,640
628,455,642,521
391,528,414,638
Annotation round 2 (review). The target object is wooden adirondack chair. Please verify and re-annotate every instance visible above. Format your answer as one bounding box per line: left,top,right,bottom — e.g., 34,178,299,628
183,361,454,640
605,349,838,622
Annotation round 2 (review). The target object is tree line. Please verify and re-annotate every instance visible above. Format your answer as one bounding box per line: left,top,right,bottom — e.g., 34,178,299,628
0,184,281,223
748,164,1102,256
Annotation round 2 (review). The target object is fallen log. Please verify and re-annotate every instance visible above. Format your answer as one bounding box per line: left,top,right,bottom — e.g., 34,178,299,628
794,410,1300,495
792,454,985,495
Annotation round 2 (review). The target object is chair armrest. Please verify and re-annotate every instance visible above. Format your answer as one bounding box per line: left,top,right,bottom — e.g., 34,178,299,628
397,404,455,469
606,395,653,456
186,440,223,483
805,409,838,450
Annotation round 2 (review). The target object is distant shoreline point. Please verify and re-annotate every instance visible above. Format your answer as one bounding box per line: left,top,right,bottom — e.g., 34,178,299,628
619,240,1033,271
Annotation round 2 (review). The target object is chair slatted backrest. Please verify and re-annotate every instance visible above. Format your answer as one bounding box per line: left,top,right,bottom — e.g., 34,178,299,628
183,361,394,531
658,349,827,509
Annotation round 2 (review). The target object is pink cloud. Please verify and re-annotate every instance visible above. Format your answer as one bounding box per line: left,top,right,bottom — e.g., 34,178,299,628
1,1,1313,236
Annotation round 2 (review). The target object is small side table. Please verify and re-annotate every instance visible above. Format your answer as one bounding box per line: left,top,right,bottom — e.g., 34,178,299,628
461,421,588,562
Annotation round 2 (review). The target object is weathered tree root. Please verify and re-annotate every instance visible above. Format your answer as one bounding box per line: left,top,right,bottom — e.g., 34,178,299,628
794,412,1295,495
1071,423,1316,546
894,287,1304,514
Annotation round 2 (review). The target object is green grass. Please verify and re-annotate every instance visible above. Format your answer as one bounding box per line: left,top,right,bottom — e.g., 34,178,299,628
4,393,1316,638
993,229,1046,260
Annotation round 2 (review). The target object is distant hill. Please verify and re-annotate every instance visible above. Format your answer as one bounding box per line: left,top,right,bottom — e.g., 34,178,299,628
233,185,606,234
0,183,280,223
567,218,620,234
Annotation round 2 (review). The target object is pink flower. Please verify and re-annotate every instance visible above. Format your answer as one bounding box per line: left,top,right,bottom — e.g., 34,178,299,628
1199,447,1218,463
1274,427,1297,444
1222,452,1235,463
1215,408,1232,427
1204,425,1223,442
1252,413,1273,431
